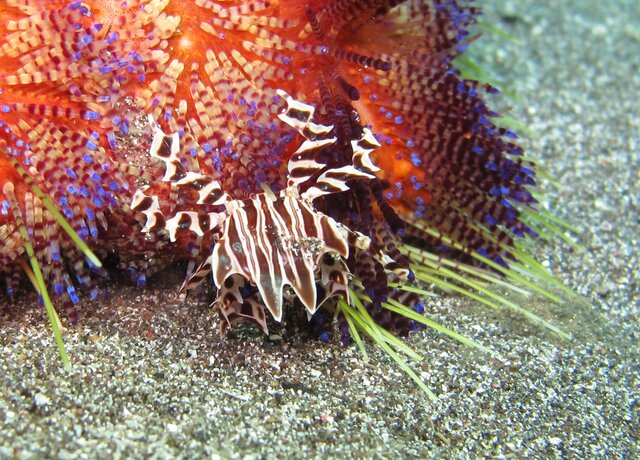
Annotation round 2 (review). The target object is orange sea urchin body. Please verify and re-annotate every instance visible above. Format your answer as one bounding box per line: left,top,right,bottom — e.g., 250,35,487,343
1,1,540,338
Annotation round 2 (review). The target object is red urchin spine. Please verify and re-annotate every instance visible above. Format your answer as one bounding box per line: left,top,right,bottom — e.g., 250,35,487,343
1,1,562,362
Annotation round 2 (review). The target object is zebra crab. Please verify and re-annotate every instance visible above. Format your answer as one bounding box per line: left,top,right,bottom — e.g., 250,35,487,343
131,90,410,335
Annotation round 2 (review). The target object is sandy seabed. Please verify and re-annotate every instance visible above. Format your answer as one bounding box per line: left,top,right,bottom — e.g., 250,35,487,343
1,0,638,458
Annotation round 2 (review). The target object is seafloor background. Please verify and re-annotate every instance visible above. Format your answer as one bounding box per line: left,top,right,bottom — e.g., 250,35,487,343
1,0,638,458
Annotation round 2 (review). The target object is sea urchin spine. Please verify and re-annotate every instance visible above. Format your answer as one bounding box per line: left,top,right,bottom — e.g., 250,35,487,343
1,1,566,378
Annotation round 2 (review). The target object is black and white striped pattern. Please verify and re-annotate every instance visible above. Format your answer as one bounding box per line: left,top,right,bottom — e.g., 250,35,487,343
215,274,269,336
210,190,352,321
131,187,165,234
132,118,231,241
132,92,388,329
302,130,381,200
148,114,182,182
132,185,225,242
